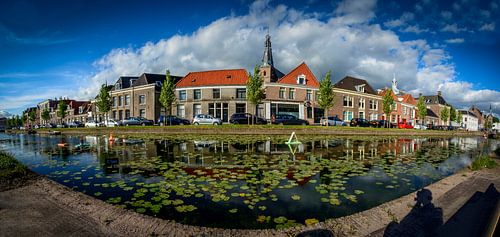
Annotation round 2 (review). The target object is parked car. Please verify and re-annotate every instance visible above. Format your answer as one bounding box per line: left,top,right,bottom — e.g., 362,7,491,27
105,119,120,127
158,115,190,126
44,123,57,128
370,120,396,128
320,116,346,126
398,122,414,129
192,114,222,125
85,121,102,128
229,113,267,125
56,123,67,128
271,114,309,125
67,121,84,128
413,124,427,130
350,118,371,127
121,117,153,126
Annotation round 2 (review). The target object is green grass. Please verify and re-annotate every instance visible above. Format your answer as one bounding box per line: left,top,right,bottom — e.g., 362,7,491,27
0,150,28,180
471,156,498,171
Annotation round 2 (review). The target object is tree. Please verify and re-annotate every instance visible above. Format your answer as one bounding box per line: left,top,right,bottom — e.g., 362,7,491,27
440,106,449,125
416,96,427,125
455,110,463,126
317,71,335,127
96,84,113,125
159,69,177,126
246,65,265,125
493,117,499,123
28,110,36,125
449,106,456,123
382,89,394,128
57,100,67,124
41,109,50,124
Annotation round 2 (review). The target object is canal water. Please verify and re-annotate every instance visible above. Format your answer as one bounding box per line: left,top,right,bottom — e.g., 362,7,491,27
0,133,496,229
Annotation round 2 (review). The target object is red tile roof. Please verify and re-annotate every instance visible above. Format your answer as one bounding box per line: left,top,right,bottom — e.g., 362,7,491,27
176,69,248,87
401,94,417,105
277,62,319,88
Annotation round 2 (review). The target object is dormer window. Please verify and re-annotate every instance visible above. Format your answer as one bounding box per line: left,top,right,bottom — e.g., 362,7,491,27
156,81,162,87
355,84,365,93
297,74,306,85
115,83,121,90
130,79,137,86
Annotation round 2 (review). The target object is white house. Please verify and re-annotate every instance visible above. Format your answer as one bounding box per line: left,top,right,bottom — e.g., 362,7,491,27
458,110,479,131
492,122,500,131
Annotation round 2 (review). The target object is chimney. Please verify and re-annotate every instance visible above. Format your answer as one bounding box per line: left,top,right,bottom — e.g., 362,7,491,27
437,91,441,96
418,93,422,98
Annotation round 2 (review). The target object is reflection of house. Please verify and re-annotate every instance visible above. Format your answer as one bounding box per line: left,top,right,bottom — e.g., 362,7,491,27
109,73,182,122
330,76,382,122
458,110,479,131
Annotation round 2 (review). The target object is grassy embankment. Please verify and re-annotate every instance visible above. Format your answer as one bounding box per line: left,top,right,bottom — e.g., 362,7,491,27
0,150,36,191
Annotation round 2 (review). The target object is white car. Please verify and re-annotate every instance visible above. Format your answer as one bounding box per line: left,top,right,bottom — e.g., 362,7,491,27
192,114,222,125
105,119,120,127
320,116,347,126
85,121,102,128
413,124,427,130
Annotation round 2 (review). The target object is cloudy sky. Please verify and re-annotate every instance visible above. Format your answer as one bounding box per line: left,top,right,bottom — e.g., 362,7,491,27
0,0,499,116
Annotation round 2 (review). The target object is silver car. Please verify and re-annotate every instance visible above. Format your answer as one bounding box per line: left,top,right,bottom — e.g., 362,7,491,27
192,114,221,125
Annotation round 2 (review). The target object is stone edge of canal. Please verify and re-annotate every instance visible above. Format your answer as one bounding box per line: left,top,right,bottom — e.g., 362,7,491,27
1,158,498,237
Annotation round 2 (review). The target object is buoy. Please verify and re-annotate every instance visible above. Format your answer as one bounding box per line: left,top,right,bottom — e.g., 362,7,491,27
57,143,68,147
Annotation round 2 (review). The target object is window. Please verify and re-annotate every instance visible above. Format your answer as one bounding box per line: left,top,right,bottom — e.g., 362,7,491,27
307,107,313,118
355,85,365,92
306,90,312,101
194,89,201,100
78,106,83,114
297,74,306,85
236,88,246,99
155,81,162,87
193,104,202,116
288,88,295,100
392,102,397,111
370,113,378,120
343,96,353,107
359,98,365,109
359,111,365,119
236,103,246,113
115,83,121,90
343,111,353,121
139,109,146,118
112,111,117,120
118,96,123,107
119,110,123,120
212,89,220,99
403,106,407,115
177,105,185,118
125,95,130,106
113,97,117,107
279,88,285,99
139,95,146,105
179,90,186,101
125,109,130,118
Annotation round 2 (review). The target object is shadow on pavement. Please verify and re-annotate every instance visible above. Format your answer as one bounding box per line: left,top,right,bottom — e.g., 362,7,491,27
383,183,499,237
296,229,334,237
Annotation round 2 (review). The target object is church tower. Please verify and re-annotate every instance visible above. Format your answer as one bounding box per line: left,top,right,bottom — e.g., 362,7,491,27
259,33,283,84
391,73,400,95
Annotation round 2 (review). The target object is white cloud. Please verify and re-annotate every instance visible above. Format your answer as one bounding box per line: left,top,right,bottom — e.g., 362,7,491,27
445,38,465,44
383,11,414,28
0,110,13,118
401,25,429,34
479,22,495,31
441,23,467,33
3,0,493,116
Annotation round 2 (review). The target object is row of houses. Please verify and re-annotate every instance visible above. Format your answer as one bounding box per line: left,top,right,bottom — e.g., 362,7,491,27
22,34,494,131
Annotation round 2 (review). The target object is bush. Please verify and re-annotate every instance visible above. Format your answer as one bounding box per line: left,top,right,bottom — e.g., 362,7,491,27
471,156,498,171
0,150,27,179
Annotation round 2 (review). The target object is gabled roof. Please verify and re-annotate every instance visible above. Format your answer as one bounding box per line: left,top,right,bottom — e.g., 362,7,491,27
400,93,417,105
176,69,248,88
113,76,139,90
335,76,377,94
422,95,448,105
459,110,477,118
137,73,182,86
427,108,438,118
277,62,319,88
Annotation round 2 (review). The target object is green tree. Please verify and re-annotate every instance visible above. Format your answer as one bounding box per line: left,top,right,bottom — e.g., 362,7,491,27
28,110,36,125
382,89,395,128
317,71,335,127
41,109,50,124
416,96,427,125
96,84,113,125
440,106,449,125
19,114,26,127
57,100,67,124
159,69,177,126
449,106,456,123
493,117,499,123
455,110,463,126
246,66,265,125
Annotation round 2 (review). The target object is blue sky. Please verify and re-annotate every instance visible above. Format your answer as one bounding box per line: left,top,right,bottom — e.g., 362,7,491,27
0,0,499,116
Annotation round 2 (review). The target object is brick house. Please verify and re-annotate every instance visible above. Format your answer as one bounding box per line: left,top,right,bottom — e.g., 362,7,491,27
330,76,382,122
469,105,485,130
173,69,248,123
64,100,91,123
109,73,182,122
421,91,450,126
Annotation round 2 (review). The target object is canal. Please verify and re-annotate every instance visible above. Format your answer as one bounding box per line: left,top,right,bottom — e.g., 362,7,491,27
0,133,496,229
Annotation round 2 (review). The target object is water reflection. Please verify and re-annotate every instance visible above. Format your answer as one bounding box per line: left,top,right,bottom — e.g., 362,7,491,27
0,133,496,229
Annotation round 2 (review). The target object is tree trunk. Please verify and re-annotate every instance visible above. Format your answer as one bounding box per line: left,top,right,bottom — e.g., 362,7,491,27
325,109,328,127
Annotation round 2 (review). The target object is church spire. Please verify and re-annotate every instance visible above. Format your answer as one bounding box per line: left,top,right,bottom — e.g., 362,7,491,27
262,33,273,67
391,73,400,95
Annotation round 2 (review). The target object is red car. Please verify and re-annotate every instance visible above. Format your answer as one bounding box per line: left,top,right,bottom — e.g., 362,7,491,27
398,122,414,129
